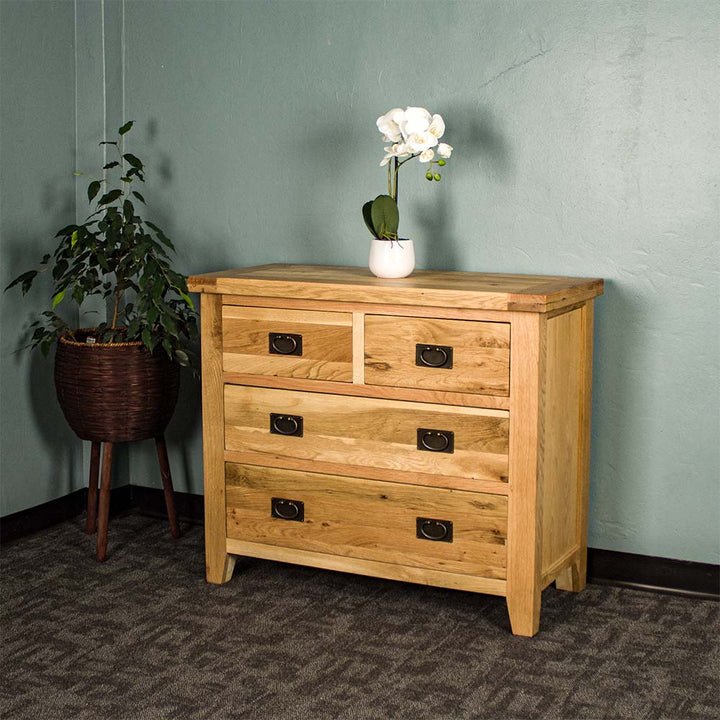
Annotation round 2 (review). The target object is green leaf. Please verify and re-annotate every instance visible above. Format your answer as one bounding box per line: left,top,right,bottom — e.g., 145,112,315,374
103,161,120,170
52,289,65,309
88,181,102,203
141,328,151,348
71,230,79,248
362,201,377,238
5,270,37,293
123,153,143,169
118,120,134,135
121,177,132,183
98,189,122,206
99,141,117,146
55,224,78,238
370,195,399,240
174,349,189,367
132,191,146,204
178,290,194,310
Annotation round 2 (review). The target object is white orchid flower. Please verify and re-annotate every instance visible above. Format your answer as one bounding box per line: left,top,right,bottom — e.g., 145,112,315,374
398,106,431,139
437,142,453,158
376,108,404,143
429,114,445,139
404,131,438,154
419,149,435,163
380,142,410,166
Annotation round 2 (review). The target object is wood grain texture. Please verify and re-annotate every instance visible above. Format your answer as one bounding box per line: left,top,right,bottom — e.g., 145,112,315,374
201,293,235,584
224,386,510,485
225,538,507,596
506,312,545,636
540,308,583,576
221,294,516,323
222,372,511,410
226,463,508,578
365,315,510,395
556,302,594,593
222,305,353,382
352,312,364,384
188,264,603,313
223,450,511,495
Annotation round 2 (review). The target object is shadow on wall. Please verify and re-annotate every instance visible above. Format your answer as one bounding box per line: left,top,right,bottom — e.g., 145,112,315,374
414,104,515,270
142,118,237,275
165,366,202,489
27,348,80,495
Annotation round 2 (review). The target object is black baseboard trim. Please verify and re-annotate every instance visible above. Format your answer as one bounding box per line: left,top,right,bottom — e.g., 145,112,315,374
131,485,204,524
3,487,718,600
1,485,132,545
587,548,719,601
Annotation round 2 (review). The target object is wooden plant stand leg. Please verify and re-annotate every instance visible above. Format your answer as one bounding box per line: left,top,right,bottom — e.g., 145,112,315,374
96,441,114,562
154,435,180,539
86,441,102,534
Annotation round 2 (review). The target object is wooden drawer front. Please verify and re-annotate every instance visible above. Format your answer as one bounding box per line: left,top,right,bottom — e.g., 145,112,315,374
224,386,509,484
222,306,353,382
364,315,510,396
226,463,508,578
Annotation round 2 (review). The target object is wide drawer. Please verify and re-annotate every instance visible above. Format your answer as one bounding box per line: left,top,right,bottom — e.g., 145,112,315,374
224,385,509,485
364,315,510,396
222,306,353,382
226,463,508,578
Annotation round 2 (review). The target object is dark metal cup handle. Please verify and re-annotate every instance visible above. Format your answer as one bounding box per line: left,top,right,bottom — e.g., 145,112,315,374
269,332,302,356
417,428,454,454
416,344,453,369
272,498,304,522
417,517,453,542
270,413,303,437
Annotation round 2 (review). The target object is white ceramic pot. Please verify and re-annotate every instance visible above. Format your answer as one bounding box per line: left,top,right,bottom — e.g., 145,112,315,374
368,238,415,279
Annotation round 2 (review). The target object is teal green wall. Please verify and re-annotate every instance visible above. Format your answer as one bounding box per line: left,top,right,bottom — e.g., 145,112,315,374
1,1,718,564
0,0,82,515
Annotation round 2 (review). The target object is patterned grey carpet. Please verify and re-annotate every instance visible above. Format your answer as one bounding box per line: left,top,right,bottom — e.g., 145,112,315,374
1,513,718,720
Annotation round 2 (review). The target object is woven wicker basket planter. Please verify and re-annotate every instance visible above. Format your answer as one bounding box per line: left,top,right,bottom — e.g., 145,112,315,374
55,329,180,443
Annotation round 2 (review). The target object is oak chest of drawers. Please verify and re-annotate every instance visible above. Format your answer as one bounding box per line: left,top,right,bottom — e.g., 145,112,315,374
188,264,603,636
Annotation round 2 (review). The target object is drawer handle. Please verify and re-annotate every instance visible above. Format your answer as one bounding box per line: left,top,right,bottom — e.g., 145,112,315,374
417,428,454,454
417,517,453,543
270,413,304,437
416,344,453,369
271,497,305,522
269,332,303,356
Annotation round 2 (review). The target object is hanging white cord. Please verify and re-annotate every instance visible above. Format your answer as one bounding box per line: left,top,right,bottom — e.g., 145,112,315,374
121,0,126,131
101,0,107,178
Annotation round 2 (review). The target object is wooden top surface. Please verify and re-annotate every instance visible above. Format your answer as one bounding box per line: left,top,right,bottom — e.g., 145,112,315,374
188,264,603,312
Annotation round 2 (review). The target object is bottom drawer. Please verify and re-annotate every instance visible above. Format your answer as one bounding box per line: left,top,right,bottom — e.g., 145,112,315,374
226,463,508,579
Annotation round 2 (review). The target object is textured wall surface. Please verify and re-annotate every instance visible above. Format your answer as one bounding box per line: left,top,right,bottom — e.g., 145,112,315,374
0,1,82,515
1,1,718,563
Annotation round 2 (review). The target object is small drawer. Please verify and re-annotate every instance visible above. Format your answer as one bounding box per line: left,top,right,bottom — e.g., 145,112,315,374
364,315,510,396
226,463,508,578
222,306,353,382
224,386,509,485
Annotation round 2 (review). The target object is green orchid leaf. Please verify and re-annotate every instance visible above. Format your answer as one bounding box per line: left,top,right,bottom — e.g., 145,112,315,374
362,201,377,238
118,120,134,135
370,194,399,240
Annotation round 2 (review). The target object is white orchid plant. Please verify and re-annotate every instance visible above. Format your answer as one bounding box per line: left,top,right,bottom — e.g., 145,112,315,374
363,106,453,242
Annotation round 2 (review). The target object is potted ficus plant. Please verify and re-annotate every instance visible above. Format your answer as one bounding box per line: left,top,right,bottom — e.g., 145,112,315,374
6,120,197,442
363,106,453,278
5,121,197,559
